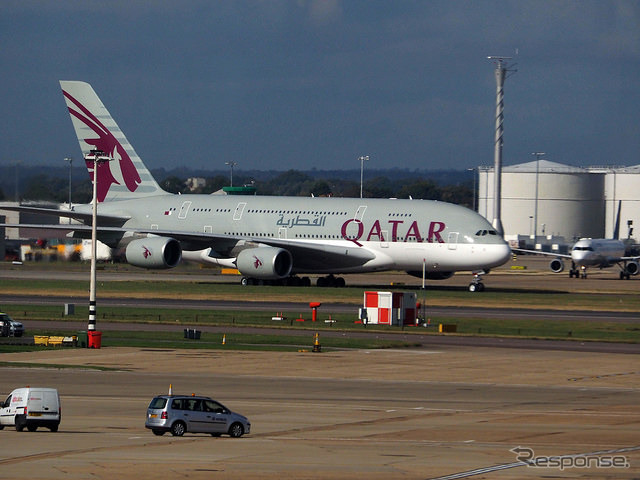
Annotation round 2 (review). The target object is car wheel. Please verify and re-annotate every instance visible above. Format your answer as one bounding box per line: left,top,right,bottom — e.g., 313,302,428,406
152,429,166,436
170,421,186,437
228,422,244,438
16,424,24,432
49,424,59,432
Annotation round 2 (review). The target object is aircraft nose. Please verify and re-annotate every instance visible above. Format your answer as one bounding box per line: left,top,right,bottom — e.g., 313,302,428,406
572,250,589,264
497,242,512,265
486,242,512,267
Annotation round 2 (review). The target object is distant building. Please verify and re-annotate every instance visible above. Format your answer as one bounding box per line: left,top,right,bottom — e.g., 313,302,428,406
478,160,640,246
185,177,206,192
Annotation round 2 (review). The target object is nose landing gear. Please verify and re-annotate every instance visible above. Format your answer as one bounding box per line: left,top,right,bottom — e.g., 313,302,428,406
468,271,486,292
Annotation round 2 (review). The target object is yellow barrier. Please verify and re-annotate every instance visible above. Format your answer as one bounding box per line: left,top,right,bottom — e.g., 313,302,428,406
48,336,65,346
34,335,78,347
438,324,457,333
221,268,241,275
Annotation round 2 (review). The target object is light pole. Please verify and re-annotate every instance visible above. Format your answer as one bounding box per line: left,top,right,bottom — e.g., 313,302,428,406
358,155,369,198
64,157,73,208
85,149,112,338
225,161,237,187
532,151,545,246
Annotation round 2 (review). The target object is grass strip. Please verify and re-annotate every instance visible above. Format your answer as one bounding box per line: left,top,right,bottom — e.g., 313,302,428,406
2,277,640,311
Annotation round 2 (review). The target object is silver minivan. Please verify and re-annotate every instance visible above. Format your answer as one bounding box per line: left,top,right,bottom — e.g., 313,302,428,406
145,395,250,437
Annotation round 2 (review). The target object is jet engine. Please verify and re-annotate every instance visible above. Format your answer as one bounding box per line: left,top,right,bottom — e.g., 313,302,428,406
624,260,639,276
125,237,182,269
549,258,564,273
236,247,293,279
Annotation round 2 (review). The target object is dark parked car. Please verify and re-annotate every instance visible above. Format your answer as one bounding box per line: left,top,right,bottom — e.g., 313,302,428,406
0,313,24,337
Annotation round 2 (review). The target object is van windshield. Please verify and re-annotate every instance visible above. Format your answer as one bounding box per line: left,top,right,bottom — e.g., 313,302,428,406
149,397,167,409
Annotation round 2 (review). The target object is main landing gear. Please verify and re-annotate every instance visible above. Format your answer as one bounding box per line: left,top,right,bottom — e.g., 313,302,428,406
316,275,346,288
468,271,486,292
241,276,312,286
240,274,348,287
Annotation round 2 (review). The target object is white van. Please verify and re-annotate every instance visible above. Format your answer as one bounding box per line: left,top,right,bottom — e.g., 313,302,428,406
0,387,61,432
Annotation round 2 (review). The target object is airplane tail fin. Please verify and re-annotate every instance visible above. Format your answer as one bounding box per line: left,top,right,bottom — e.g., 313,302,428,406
613,200,622,240
60,81,165,202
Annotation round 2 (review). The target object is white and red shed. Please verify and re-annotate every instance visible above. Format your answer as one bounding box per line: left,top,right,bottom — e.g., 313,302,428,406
361,291,417,326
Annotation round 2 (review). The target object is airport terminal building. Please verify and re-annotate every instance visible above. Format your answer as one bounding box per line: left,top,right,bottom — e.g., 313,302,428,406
477,159,640,248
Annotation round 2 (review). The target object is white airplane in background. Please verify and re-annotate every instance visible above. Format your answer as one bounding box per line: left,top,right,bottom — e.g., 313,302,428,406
0,81,511,291
515,206,640,279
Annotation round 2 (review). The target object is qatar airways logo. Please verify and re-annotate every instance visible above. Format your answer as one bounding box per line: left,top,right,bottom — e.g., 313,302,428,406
63,90,141,202
142,246,152,259
341,219,446,247
253,255,263,269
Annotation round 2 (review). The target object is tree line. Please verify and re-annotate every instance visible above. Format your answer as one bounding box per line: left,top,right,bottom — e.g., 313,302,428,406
6,170,474,209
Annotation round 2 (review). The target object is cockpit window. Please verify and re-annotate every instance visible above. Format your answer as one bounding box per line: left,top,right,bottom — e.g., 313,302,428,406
572,246,594,251
475,230,498,236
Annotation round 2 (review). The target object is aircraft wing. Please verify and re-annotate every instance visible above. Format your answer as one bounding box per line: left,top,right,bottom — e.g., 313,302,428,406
0,204,129,226
255,237,376,270
512,248,571,259
141,228,377,270
0,223,376,270
616,255,640,262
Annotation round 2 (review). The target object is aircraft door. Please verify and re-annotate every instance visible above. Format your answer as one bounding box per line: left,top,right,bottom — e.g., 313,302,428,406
447,232,459,250
380,230,389,248
278,227,287,239
178,201,192,219
233,202,246,221
354,205,367,221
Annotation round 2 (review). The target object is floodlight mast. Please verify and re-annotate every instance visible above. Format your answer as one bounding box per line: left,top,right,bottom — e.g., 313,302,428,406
487,56,515,236
85,149,113,334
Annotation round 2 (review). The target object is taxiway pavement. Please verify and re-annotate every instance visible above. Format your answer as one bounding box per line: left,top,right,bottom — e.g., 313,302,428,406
0,347,639,479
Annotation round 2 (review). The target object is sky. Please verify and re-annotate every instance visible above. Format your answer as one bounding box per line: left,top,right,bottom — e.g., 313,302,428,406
1,0,639,173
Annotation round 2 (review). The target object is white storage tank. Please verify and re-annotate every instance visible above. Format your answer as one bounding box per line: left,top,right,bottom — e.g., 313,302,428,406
478,160,605,241
602,165,640,239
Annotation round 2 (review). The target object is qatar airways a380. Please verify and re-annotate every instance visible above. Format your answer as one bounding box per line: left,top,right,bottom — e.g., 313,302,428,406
1,81,511,291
